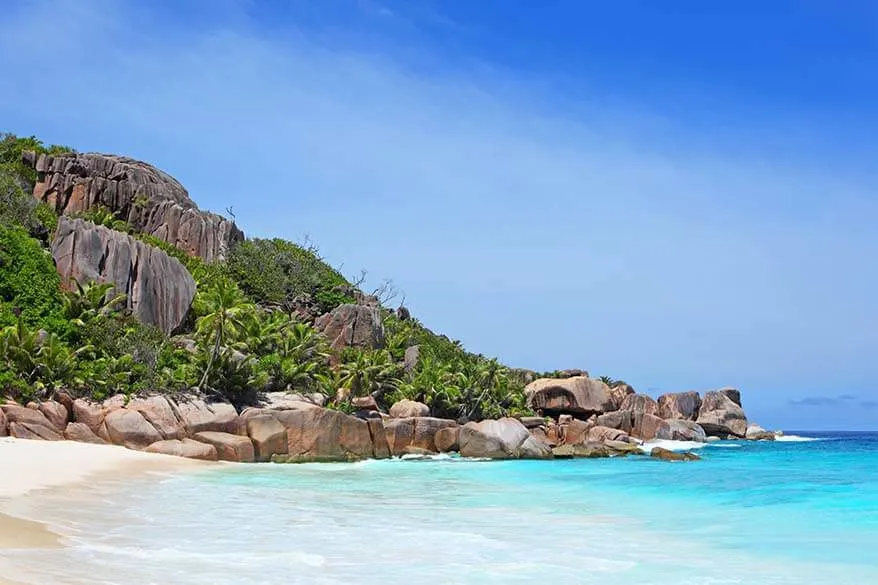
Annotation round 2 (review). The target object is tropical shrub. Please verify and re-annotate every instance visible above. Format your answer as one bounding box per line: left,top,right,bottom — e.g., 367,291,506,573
228,238,353,312
0,225,69,335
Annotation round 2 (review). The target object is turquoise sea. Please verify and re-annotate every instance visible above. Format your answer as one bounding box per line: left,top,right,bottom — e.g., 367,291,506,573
3,433,877,584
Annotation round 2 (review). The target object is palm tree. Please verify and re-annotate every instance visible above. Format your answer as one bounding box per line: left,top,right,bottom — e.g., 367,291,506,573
194,277,254,390
37,334,89,392
279,358,321,392
279,321,325,362
238,310,285,355
63,279,127,327
1,319,41,382
337,350,400,404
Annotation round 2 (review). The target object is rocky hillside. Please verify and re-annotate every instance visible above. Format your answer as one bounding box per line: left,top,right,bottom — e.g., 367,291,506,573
0,131,772,462
26,151,243,261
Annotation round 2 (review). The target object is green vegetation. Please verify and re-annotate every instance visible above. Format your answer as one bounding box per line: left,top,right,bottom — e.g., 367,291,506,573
1,133,71,235
0,131,533,419
0,225,69,335
227,238,354,313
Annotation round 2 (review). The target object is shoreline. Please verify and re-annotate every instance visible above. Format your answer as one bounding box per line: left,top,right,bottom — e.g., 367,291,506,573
0,438,215,552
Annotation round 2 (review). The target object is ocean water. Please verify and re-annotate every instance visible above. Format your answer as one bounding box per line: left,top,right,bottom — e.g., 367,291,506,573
2,432,877,584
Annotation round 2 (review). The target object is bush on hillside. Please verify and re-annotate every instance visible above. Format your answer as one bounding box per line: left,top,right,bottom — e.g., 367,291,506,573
0,132,73,184
0,225,69,335
0,132,69,236
228,238,354,312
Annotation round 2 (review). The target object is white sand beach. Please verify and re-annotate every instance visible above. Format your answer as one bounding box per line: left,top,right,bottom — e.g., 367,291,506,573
0,438,212,554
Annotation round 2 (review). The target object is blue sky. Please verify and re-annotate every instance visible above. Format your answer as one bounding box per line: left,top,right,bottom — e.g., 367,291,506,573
1,0,876,430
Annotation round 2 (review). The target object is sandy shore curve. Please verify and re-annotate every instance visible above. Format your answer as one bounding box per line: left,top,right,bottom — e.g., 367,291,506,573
0,437,214,556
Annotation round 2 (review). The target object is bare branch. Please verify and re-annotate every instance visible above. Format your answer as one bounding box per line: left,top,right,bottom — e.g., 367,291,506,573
371,278,400,306
351,269,368,289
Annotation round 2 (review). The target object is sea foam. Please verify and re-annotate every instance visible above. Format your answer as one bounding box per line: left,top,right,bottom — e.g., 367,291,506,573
638,439,709,453
774,435,821,442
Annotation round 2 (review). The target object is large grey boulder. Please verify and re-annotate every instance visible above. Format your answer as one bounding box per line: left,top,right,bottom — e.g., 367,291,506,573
389,399,430,418
587,425,631,443
656,420,707,442
595,410,633,434
102,409,163,450
607,383,636,410
27,152,243,261
403,345,420,373
746,424,776,441
1,404,61,438
145,438,218,461
524,376,615,417
52,217,196,335
458,418,552,459
63,422,107,444
383,417,458,456
270,405,392,463
619,393,659,416
315,304,385,351
169,398,241,436
193,431,255,462
697,390,748,438
657,391,702,421
631,412,671,441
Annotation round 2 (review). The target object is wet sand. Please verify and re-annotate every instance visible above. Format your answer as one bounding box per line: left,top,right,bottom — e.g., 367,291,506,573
0,437,215,582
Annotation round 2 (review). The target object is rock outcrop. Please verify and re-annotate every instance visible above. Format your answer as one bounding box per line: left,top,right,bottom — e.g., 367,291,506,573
26,152,243,261
52,217,196,335
389,399,430,419
745,424,776,441
8,421,62,440
657,391,702,421
656,420,707,442
619,393,659,416
631,412,670,441
435,426,460,452
36,400,70,430
595,410,633,435
587,425,630,443
102,409,163,450
552,442,612,458
458,418,552,459
607,383,636,410
315,304,385,351
1,404,62,440
244,414,288,462
403,345,420,373
128,396,185,440
168,398,241,435
383,417,458,456
63,422,106,444
524,376,615,417
193,431,255,462
650,447,700,462
146,439,218,461
271,405,391,463
696,390,748,438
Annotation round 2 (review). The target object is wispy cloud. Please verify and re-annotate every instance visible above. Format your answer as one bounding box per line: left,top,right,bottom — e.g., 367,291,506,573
788,395,877,409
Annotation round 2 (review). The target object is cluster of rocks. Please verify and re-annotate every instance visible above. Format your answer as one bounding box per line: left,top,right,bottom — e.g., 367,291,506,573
25,152,243,262
6,151,777,464
0,375,777,464
52,217,196,335
26,152,387,342
522,376,778,451
0,393,547,462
